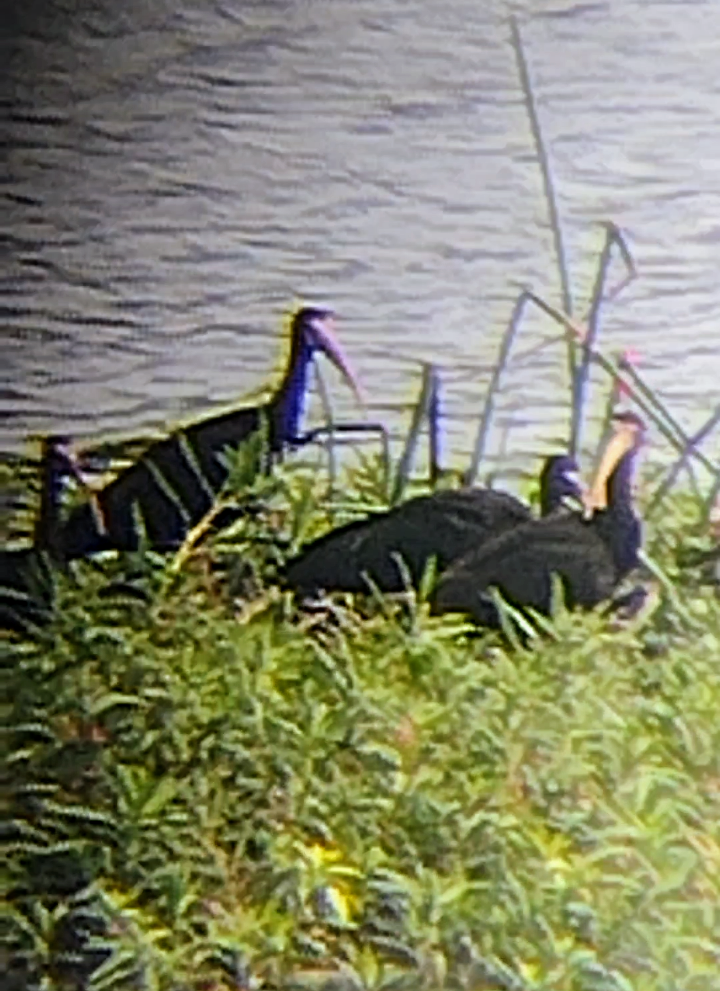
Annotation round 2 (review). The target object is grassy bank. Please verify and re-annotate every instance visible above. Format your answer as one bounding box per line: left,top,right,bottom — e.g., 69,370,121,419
4,450,720,991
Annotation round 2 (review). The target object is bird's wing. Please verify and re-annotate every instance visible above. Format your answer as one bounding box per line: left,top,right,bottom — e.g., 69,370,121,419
433,515,618,620
284,490,532,595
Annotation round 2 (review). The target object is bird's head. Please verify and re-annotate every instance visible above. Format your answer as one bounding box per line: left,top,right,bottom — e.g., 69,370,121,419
43,435,103,501
585,411,646,513
294,307,365,407
42,435,110,536
43,435,83,481
539,453,584,515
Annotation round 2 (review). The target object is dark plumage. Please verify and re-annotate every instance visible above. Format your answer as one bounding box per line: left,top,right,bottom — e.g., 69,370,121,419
1,436,80,633
431,412,645,628
58,307,362,560
283,454,582,597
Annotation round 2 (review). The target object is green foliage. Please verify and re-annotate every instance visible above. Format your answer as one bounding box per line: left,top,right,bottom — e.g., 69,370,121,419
3,455,720,990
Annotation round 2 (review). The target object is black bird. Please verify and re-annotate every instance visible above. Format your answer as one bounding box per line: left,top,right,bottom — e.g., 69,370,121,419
430,412,646,628
1,436,83,633
59,307,363,560
283,453,583,597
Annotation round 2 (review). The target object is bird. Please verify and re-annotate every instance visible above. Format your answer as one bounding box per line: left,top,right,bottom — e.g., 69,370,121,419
282,453,583,597
1,436,83,634
430,411,646,629
58,306,363,561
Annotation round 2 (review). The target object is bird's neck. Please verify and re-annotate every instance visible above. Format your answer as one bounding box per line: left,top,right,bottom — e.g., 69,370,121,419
541,484,567,517
600,453,641,576
540,477,581,517
607,454,634,508
602,509,641,578
34,452,66,559
272,335,314,449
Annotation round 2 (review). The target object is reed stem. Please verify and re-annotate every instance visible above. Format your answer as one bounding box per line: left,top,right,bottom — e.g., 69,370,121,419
615,361,713,474
510,16,575,405
646,404,720,519
391,363,434,505
427,365,441,487
169,499,233,575
466,293,528,486
300,421,392,500
523,290,710,468
591,352,624,476
571,223,637,458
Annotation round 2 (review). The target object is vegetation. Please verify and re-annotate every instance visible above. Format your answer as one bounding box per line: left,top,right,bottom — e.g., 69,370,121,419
6,20,716,987
3,434,720,991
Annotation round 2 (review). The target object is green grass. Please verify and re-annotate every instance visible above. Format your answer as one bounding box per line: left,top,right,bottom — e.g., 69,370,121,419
3,450,720,991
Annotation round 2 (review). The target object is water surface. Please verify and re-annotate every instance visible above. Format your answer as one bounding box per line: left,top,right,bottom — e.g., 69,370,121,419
3,0,719,476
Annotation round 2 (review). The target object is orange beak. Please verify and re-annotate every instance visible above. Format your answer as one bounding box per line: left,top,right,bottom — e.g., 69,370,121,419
584,413,645,514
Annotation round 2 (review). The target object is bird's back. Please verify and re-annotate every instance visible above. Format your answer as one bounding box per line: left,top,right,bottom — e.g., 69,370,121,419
0,546,33,590
284,487,532,595
431,512,618,623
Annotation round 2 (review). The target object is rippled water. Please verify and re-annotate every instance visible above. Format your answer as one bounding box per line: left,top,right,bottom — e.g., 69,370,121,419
3,0,719,475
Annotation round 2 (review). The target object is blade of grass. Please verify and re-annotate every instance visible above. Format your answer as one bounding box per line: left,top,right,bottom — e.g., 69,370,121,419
637,548,705,633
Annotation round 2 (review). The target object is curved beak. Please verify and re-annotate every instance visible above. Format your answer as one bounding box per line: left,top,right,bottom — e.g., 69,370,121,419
584,413,646,514
309,314,365,409
564,469,582,491
564,469,588,502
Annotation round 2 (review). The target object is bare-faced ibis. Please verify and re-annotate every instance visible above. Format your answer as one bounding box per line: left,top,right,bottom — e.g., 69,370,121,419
431,412,646,628
283,453,583,597
58,307,363,560
1,436,83,633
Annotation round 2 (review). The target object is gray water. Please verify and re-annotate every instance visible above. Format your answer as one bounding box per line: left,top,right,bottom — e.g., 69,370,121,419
3,0,720,477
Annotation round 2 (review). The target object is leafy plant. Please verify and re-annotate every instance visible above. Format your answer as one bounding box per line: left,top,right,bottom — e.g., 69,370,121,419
3,444,720,989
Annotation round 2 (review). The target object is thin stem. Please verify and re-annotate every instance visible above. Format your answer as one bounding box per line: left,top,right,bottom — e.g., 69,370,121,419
510,16,575,403
169,499,234,575
645,404,720,520
427,365,441,487
466,292,528,486
571,223,637,458
616,361,712,471
591,352,624,476
522,290,709,467
391,363,433,505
